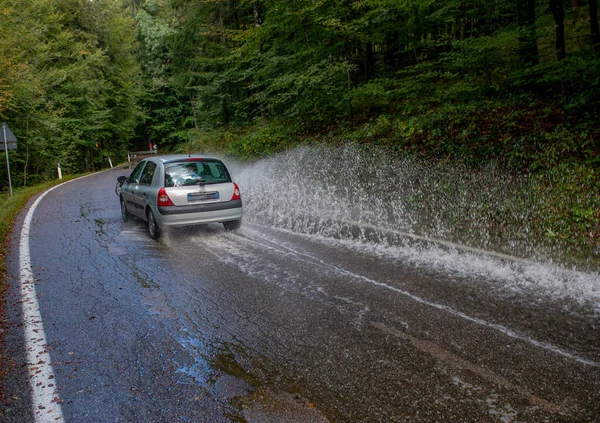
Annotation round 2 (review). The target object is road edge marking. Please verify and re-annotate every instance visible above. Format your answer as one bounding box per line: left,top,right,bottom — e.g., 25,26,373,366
18,170,111,422
20,184,65,422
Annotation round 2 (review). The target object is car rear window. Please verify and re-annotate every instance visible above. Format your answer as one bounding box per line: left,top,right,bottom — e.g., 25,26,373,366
164,160,232,187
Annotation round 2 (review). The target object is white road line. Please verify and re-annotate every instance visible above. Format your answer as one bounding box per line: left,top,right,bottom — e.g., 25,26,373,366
17,168,121,422
19,185,65,422
241,227,600,368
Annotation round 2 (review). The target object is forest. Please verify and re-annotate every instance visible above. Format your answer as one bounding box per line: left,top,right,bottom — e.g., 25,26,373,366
1,0,599,257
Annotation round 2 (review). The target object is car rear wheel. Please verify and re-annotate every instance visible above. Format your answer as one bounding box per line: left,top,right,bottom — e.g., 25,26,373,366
223,220,241,231
120,197,129,222
147,209,161,240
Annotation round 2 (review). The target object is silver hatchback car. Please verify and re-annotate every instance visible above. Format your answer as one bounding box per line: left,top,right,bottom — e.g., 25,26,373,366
117,155,243,239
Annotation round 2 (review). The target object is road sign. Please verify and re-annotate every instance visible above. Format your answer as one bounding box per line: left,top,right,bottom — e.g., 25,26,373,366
2,122,17,196
0,122,17,151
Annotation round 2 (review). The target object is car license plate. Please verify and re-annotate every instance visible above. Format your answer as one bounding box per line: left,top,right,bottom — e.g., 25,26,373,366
188,191,219,202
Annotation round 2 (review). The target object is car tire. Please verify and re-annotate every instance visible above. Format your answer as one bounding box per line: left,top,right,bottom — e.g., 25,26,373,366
223,220,241,231
147,209,161,240
120,197,129,222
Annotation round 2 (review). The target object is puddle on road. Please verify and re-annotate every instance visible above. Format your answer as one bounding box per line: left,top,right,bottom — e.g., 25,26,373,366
176,338,330,422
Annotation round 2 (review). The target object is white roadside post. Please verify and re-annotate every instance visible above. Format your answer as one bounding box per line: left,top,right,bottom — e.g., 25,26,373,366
108,157,113,168
57,162,62,179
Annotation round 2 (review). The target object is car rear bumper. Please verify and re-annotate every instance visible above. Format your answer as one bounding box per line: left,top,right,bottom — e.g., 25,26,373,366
157,199,242,215
153,200,243,227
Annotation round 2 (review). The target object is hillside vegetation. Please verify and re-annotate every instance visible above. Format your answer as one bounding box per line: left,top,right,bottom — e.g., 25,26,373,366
0,0,599,262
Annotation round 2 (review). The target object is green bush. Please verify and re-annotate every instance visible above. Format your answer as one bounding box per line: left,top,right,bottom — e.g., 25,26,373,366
534,164,600,262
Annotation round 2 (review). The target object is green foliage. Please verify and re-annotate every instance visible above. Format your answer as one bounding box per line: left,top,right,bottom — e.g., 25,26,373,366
534,164,600,260
226,121,300,157
343,82,390,118
0,0,141,187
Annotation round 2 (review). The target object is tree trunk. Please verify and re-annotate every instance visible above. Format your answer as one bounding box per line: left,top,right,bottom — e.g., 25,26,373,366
231,0,239,28
365,43,375,80
293,0,310,48
459,0,467,40
253,1,263,52
253,1,262,27
222,97,230,125
591,0,600,47
550,0,567,60
516,0,539,67
191,97,199,131
384,32,399,70
22,117,29,187
89,147,96,172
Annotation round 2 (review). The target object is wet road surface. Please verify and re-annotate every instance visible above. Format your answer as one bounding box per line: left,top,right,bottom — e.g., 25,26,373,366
3,167,600,422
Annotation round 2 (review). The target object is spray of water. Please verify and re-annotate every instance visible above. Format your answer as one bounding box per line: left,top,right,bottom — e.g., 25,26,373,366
231,144,600,308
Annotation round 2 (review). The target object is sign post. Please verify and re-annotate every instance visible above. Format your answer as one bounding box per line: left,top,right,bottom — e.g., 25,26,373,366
1,122,17,197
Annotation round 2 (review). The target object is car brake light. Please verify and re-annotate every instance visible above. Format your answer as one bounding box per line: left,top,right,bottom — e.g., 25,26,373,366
231,183,241,201
157,188,175,206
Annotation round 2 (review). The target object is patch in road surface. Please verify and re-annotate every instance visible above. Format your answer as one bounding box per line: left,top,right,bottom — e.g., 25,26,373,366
242,389,329,423
372,321,568,416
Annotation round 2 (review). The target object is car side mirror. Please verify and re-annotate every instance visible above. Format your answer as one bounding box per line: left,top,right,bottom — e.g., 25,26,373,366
117,176,128,185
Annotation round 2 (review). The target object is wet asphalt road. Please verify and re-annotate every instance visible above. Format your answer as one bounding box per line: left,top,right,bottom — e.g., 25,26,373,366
3,167,600,422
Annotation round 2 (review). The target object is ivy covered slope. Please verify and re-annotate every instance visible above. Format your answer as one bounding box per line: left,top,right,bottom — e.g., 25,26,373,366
0,0,599,258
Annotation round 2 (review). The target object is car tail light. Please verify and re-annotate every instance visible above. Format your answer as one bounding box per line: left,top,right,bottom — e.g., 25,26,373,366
157,188,175,206
231,183,241,201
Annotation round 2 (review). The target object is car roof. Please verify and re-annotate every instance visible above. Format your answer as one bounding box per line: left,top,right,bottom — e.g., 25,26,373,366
147,154,223,164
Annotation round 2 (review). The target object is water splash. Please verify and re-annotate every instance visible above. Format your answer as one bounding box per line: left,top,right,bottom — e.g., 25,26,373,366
232,144,600,306
235,145,538,254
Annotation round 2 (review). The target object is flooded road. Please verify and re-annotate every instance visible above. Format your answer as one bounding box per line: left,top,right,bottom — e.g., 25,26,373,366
3,157,600,422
